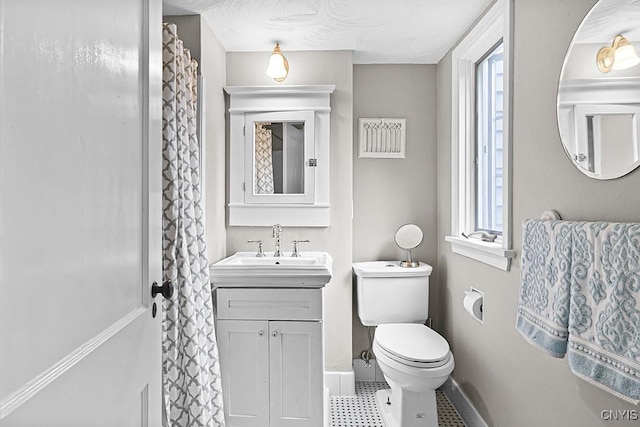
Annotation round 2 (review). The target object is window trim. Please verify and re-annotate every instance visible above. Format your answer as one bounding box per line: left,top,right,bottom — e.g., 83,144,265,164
447,0,515,271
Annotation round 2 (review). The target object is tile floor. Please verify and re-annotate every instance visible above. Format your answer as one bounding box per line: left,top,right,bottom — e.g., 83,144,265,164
330,381,465,427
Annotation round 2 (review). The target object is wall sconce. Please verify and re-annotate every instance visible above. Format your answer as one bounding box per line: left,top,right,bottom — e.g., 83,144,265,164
265,43,289,82
596,34,640,73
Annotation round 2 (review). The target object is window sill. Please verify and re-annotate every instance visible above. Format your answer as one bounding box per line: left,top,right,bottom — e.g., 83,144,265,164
445,236,516,271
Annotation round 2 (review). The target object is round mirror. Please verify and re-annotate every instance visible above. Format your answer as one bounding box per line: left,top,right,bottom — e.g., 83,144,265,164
557,0,640,180
395,224,424,250
395,224,423,268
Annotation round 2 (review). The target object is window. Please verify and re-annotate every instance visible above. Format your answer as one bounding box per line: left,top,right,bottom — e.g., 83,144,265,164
446,0,515,271
475,42,504,235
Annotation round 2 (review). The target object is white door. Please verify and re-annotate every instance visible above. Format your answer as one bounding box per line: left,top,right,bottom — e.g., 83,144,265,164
270,321,323,427
0,0,163,425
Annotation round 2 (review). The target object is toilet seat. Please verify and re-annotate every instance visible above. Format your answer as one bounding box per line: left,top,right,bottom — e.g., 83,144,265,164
374,323,451,368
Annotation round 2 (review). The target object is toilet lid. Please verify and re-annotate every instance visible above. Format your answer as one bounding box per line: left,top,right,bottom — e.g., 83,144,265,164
375,324,450,364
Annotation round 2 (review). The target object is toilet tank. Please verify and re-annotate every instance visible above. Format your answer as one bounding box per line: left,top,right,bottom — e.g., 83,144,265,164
353,261,433,327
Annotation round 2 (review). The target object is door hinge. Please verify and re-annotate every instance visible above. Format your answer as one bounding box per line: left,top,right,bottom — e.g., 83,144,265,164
242,182,246,192
243,126,246,136
309,158,317,167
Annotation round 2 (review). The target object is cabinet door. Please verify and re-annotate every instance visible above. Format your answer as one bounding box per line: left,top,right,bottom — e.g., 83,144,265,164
269,321,323,427
217,320,270,426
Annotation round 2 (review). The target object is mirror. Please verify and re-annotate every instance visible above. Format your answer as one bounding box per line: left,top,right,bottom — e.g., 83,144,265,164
557,0,640,179
244,110,315,205
395,224,424,268
253,121,305,195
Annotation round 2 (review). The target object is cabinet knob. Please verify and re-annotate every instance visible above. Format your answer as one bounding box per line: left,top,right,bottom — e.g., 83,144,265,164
272,330,278,337
258,330,264,337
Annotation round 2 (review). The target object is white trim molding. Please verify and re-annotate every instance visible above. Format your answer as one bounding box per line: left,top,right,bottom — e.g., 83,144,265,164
325,370,356,397
448,0,514,271
0,308,147,417
445,236,516,271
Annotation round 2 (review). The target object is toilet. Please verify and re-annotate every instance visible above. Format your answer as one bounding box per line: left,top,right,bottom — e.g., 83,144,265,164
353,261,454,427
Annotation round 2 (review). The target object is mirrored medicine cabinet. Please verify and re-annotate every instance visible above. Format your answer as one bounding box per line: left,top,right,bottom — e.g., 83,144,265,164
225,85,335,226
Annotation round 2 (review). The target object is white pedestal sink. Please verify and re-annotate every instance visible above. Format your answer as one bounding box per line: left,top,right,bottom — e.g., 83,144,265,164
210,251,333,287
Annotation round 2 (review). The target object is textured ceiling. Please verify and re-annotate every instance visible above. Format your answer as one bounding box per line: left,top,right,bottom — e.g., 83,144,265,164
162,0,495,63
573,0,640,44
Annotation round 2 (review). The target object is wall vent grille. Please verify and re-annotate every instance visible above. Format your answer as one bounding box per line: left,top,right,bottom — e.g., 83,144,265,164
358,118,406,158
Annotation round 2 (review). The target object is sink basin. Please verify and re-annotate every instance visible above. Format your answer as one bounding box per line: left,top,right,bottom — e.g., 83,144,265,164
210,251,333,288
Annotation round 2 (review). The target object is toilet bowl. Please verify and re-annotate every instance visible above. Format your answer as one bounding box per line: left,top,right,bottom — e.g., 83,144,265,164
372,323,454,427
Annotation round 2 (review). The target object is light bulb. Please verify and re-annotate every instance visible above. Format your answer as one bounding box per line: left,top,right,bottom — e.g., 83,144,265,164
612,43,640,70
265,43,289,82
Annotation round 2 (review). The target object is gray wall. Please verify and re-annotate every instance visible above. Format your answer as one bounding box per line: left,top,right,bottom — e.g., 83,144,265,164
163,15,227,264
436,0,640,425
163,16,200,63
225,50,354,372
200,17,228,263
352,64,438,357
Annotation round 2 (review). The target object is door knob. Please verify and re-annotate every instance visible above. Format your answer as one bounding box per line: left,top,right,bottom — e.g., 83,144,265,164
151,281,174,299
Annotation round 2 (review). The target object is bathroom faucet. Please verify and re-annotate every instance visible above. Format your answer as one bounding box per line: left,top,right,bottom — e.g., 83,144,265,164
272,224,283,257
247,240,265,257
291,240,310,257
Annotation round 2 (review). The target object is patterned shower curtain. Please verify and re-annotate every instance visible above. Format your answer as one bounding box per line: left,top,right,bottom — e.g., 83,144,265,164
161,23,225,427
254,123,275,194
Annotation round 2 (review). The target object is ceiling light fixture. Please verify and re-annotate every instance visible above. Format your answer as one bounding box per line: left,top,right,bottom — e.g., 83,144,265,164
265,43,289,82
596,34,640,73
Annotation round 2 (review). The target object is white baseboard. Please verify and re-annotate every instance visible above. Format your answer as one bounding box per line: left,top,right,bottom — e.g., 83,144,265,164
441,378,488,427
325,369,356,397
324,386,330,427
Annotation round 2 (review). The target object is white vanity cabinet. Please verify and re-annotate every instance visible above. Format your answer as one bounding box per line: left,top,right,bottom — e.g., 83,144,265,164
215,287,325,427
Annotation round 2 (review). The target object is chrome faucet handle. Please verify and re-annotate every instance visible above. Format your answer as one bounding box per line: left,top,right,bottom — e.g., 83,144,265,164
247,240,265,257
291,240,310,257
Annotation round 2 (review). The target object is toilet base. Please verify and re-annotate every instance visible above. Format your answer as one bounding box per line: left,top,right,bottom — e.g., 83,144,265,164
375,387,438,427
376,389,399,427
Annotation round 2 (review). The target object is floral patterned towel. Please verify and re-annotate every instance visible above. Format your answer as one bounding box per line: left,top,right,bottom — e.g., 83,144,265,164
517,220,640,404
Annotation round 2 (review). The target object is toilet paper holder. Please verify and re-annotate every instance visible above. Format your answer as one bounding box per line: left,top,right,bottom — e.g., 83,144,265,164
464,287,484,323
